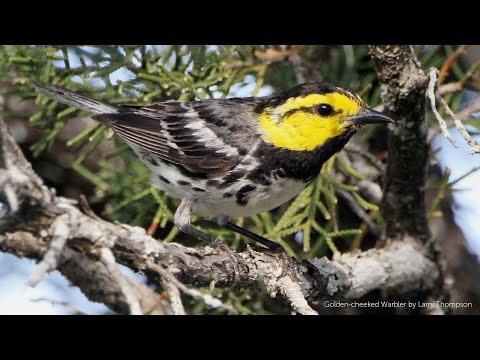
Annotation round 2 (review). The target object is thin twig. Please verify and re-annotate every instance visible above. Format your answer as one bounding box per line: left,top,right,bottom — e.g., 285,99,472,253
2,183,18,213
336,189,380,238
254,45,305,62
449,166,480,186
357,179,383,205
438,45,470,85
438,54,480,96
438,82,464,95
439,95,480,154
344,144,386,172
0,167,32,214
31,297,87,315
99,248,143,315
27,213,71,287
427,68,457,147
428,67,480,154
148,261,237,314
161,279,185,315
277,276,318,315
79,194,102,221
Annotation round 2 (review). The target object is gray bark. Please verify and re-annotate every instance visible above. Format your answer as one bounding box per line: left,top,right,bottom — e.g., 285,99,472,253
369,45,448,309
369,45,430,242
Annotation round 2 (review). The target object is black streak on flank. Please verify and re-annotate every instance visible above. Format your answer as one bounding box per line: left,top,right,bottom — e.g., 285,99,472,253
238,147,248,156
174,164,209,179
236,184,256,206
206,179,221,186
158,175,171,184
218,169,247,189
246,166,273,185
192,187,206,192
148,157,158,166
223,192,233,198
177,180,191,186
236,197,249,206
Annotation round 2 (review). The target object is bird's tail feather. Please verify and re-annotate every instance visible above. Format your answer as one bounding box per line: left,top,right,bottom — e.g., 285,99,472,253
31,80,119,115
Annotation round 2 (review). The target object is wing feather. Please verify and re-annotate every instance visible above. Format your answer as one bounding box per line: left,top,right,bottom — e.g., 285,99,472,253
31,82,258,174
93,102,243,173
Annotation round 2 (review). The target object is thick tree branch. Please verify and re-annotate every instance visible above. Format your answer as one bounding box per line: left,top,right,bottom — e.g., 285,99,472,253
369,46,447,311
0,118,170,315
369,46,430,242
0,116,441,314
308,240,439,299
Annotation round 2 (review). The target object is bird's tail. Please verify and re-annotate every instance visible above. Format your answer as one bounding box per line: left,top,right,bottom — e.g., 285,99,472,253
31,80,120,115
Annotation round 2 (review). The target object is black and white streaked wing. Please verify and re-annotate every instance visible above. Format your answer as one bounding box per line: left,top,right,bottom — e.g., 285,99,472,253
92,101,250,174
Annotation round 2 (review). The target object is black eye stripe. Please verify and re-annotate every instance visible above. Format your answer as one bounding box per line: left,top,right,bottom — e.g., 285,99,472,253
282,105,341,119
282,106,317,118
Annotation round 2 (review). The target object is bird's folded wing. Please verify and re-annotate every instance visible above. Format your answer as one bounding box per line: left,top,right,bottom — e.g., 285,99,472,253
93,103,242,174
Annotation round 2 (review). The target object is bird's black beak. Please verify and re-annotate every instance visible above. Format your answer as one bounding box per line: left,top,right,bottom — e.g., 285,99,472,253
348,107,395,125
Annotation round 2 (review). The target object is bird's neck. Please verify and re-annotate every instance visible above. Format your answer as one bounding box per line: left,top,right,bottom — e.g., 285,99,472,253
255,129,357,182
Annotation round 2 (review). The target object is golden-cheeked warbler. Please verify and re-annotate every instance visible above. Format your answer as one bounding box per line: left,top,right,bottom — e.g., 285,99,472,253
32,81,394,250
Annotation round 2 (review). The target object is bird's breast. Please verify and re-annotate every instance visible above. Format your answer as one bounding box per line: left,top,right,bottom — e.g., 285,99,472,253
193,176,309,218
132,146,309,219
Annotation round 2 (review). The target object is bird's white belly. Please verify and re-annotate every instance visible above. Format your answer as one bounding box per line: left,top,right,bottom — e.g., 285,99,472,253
193,178,308,218
148,162,308,218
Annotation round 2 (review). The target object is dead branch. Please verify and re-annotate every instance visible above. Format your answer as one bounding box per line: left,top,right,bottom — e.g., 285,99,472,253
427,68,457,147
99,247,142,315
427,67,480,154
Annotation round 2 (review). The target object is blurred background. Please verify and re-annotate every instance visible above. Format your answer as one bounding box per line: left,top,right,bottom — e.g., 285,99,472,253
1,45,479,314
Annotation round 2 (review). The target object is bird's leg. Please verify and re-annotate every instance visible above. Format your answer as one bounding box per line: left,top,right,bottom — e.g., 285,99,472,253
225,222,282,251
174,199,242,279
174,199,220,244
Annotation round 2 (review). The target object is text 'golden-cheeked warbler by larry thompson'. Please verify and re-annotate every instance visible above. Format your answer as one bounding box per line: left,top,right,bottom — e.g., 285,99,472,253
32,81,394,250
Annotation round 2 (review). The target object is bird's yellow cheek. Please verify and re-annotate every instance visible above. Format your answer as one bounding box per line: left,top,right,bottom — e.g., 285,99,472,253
259,112,346,151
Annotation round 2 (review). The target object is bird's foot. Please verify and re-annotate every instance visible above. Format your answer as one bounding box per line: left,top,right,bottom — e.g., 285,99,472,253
211,239,245,282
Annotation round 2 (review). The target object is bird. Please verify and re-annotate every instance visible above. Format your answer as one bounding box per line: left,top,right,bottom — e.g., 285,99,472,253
31,80,394,251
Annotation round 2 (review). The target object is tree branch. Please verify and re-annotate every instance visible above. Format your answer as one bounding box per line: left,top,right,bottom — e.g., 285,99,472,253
426,68,480,154
0,115,441,314
369,46,447,311
369,45,430,242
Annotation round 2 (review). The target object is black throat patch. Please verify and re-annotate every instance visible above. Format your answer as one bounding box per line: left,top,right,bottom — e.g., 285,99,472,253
248,127,357,183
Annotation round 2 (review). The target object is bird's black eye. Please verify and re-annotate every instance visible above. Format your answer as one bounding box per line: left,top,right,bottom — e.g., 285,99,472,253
317,104,333,117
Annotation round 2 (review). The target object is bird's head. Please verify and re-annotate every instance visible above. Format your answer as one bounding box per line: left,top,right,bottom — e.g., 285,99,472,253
257,82,394,151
